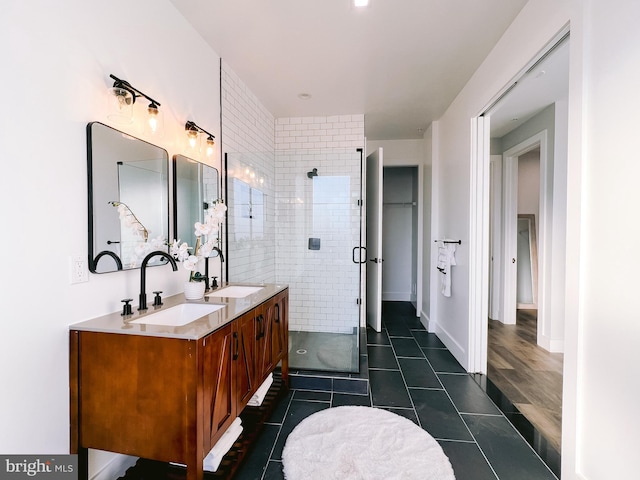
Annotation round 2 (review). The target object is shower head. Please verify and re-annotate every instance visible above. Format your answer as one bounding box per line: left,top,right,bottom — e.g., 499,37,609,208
307,168,318,178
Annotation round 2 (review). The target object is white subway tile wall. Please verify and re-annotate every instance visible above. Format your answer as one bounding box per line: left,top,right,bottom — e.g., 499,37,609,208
275,115,364,333
221,62,276,284
222,64,365,334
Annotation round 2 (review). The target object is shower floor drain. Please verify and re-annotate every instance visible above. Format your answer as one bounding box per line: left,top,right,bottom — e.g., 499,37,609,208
296,349,308,355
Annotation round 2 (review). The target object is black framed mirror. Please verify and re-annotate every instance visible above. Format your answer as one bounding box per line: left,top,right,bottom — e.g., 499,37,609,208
173,154,220,254
87,122,170,273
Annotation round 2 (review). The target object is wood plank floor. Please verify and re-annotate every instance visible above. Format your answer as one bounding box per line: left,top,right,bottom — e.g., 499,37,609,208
487,310,563,452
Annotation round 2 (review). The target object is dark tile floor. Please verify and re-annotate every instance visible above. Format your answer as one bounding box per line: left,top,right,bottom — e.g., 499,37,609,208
234,302,558,480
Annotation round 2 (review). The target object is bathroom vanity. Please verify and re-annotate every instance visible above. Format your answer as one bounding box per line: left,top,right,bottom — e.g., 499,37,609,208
69,284,288,480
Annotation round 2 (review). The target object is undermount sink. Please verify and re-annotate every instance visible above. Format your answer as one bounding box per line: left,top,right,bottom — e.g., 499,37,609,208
206,285,264,298
129,303,226,327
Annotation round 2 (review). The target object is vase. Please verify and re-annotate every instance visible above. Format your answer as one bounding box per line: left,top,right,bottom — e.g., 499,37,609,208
184,281,206,300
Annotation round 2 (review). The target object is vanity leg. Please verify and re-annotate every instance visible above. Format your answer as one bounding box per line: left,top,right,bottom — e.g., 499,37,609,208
282,354,289,388
187,463,204,480
69,331,87,479
77,447,88,480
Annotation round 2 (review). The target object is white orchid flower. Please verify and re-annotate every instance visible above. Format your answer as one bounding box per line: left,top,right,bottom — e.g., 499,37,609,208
194,222,211,237
183,254,199,271
199,239,215,258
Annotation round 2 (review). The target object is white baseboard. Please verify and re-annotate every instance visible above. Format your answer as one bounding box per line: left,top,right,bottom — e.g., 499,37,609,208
429,319,466,367
419,310,429,330
381,291,412,301
538,334,565,353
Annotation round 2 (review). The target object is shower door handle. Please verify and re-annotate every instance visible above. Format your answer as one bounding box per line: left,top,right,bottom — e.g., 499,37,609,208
353,246,367,264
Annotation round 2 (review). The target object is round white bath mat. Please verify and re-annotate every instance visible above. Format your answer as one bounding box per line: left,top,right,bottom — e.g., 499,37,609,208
282,406,455,480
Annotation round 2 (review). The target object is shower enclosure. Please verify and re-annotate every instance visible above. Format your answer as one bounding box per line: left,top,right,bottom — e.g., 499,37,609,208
225,149,363,373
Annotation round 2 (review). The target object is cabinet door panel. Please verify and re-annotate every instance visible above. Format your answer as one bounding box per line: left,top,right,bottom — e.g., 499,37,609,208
234,311,256,410
272,292,287,365
256,304,274,383
202,323,234,452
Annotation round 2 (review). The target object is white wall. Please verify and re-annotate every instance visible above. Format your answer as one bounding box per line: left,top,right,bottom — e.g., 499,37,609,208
571,0,640,478
0,1,221,477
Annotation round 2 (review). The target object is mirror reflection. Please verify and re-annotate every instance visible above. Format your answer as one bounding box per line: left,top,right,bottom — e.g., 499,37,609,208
87,122,169,273
173,154,220,254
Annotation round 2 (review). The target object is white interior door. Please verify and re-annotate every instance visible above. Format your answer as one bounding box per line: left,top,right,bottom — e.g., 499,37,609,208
366,148,383,332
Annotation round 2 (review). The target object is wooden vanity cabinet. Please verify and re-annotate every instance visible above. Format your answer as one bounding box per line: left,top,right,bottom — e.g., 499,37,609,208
70,289,288,480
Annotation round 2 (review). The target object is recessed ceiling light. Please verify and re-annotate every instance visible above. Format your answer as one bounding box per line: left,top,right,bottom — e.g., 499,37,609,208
298,93,312,100
354,0,370,7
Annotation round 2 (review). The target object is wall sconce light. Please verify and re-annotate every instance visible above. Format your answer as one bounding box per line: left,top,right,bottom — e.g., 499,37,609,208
185,121,216,159
108,74,163,136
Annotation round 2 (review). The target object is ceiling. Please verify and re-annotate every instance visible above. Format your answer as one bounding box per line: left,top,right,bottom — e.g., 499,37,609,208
169,0,530,140
489,36,569,138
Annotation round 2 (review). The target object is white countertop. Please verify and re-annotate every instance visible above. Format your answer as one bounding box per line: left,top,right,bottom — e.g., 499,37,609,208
69,283,288,340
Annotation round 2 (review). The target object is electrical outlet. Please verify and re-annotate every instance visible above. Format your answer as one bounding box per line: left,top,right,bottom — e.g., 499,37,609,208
70,255,89,284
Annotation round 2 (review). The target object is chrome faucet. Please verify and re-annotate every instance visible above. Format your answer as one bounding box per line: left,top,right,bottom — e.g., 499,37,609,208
139,251,178,311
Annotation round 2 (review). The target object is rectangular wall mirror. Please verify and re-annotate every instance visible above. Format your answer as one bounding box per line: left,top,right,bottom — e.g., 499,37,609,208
516,213,538,308
173,154,220,258
87,122,170,273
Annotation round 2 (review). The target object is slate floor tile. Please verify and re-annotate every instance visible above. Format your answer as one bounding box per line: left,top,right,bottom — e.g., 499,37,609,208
367,345,399,369
391,337,425,357
332,392,372,407
369,369,413,408
438,373,502,415
410,388,474,441
398,357,441,388
438,440,498,480
423,347,467,373
411,330,446,348
462,414,558,480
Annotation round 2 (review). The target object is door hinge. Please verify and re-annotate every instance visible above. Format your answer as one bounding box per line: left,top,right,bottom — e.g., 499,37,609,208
357,199,362,206
356,298,361,305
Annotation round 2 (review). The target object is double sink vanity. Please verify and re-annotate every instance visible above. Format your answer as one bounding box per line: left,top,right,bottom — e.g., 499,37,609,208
69,283,289,480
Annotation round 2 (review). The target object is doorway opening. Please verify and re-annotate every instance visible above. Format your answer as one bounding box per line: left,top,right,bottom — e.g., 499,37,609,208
472,31,569,473
382,166,419,304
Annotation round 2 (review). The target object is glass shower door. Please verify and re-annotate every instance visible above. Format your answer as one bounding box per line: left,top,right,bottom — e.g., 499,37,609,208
277,150,362,373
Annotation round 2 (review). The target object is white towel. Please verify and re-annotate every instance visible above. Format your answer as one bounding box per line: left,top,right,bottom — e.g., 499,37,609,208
203,417,243,472
248,373,273,407
169,417,243,473
437,241,457,297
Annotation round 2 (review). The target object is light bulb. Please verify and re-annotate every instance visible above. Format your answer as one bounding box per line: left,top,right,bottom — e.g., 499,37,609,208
206,135,215,157
188,130,198,148
147,103,159,133
107,86,134,124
